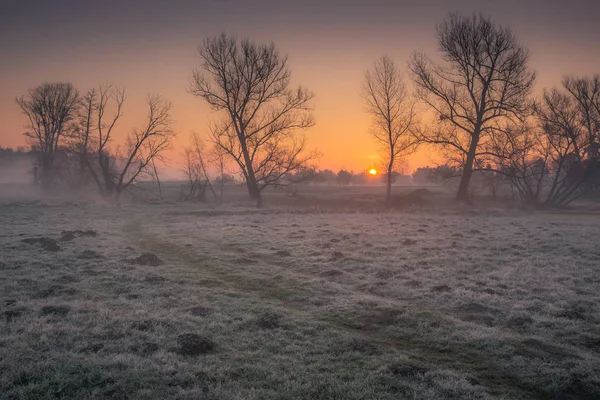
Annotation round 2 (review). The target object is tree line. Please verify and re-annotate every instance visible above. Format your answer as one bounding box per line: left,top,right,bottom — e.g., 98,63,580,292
14,13,600,207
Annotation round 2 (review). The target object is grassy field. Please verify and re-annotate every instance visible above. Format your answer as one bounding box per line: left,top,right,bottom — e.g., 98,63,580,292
1,187,599,399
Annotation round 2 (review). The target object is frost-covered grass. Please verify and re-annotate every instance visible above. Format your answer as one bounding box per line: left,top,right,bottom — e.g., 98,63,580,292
1,199,599,399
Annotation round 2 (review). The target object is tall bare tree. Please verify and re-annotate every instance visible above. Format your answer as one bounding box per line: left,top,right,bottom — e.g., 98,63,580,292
190,33,316,207
363,55,417,200
409,13,536,201
16,82,79,188
77,85,175,201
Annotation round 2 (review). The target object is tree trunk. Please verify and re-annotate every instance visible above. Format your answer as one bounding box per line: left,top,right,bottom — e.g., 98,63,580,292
219,179,224,203
255,191,263,208
39,153,54,191
386,158,393,201
78,153,88,187
456,131,480,201
238,136,263,207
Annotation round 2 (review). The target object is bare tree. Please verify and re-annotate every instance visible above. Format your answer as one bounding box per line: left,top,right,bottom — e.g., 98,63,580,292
479,75,600,207
534,76,600,205
69,88,99,188
190,33,317,207
16,83,79,189
409,13,535,201
114,95,174,201
180,133,217,202
363,55,417,201
210,144,232,202
484,120,548,203
76,85,124,198
77,85,175,201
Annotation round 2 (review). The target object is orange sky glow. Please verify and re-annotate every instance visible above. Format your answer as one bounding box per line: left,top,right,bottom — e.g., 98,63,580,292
1,1,599,178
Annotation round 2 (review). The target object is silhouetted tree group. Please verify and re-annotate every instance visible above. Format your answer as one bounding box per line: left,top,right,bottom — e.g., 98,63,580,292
16,83,175,200
398,13,598,207
14,14,600,207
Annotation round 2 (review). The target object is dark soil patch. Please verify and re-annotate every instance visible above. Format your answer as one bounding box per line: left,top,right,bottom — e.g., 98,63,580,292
320,268,343,277
82,267,101,276
60,230,99,242
144,274,166,284
402,239,417,246
405,279,421,288
175,334,216,356
360,308,400,328
346,338,382,355
78,250,106,260
59,231,76,242
255,311,281,329
552,377,600,400
431,284,452,293
576,334,600,350
5,309,27,322
505,316,533,329
189,306,212,317
130,341,159,356
388,362,428,377
342,308,401,332
126,252,163,266
132,320,154,332
55,274,79,284
456,302,499,326
198,279,222,287
40,305,70,317
375,269,395,279
556,304,593,321
477,288,500,295
79,343,104,353
35,285,65,299
131,319,170,332
457,302,493,314
22,237,61,252
234,257,258,265
329,251,344,261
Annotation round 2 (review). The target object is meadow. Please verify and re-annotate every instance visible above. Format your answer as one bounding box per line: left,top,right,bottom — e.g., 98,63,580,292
0,185,599,399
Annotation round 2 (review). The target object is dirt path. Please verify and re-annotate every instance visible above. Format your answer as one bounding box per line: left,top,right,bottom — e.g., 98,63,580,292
123,218,537,399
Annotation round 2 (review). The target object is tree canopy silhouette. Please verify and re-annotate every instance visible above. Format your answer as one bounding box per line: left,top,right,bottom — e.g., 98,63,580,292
16,82,79,189
363,55,417,201
410,13,535,201
190,33,317,207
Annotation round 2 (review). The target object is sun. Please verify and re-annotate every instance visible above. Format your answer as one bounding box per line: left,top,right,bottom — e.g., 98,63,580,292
369,168,377,175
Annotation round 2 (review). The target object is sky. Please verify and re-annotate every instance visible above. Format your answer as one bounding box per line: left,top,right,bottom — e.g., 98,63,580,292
1,0,599,175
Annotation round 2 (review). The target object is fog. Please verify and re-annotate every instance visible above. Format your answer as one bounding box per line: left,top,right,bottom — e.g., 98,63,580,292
0,154,34,185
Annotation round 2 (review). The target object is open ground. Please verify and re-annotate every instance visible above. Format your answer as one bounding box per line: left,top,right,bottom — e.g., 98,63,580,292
1,185,599,399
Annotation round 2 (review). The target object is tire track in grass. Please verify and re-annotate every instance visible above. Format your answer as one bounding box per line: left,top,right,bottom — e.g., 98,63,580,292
122,219,540,399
